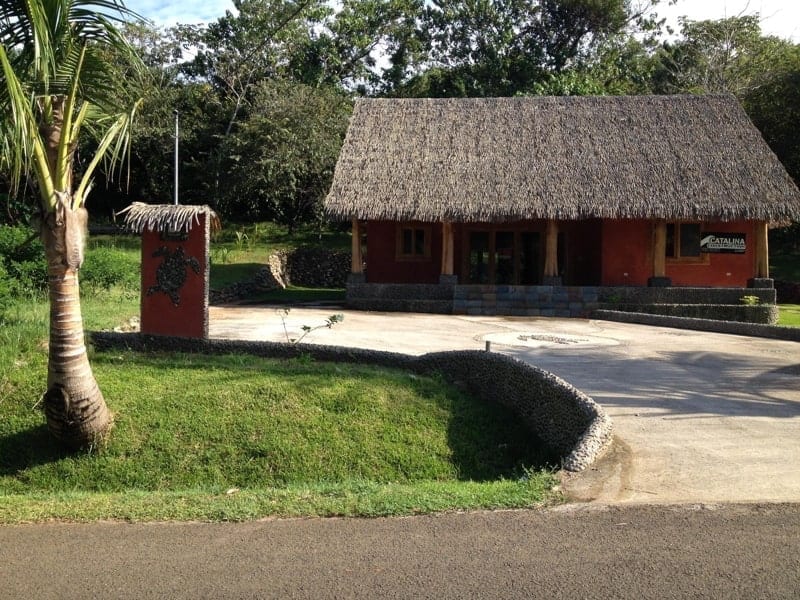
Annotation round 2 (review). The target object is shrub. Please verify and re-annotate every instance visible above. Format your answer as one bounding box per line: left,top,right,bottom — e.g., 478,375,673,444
81,247,140,292
0,225,46,296
0,262,14,311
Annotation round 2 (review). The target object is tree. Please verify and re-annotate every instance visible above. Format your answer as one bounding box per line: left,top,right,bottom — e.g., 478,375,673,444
0,0,143,447
392,0,668,97
217,79,352,230
651,15,786,96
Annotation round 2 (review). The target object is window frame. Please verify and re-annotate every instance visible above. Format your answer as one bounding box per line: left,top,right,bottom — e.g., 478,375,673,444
395,223,432,262
665,222,710,264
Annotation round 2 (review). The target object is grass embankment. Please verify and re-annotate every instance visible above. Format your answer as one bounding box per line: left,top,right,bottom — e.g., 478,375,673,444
778,304,800,327
1,290,557,523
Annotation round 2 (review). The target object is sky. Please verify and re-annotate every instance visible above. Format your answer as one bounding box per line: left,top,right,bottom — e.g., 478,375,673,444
124,0,800,42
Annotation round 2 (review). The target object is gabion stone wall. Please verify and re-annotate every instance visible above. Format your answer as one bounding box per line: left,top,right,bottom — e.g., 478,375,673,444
612,303,779,324
91,332,613,473
285,248,350,288
414,351,612,472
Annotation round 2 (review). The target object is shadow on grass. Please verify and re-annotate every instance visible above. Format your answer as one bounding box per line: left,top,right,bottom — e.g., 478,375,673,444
244,288,346,305
210,262,264,288
445,395,558,481
0,424,67,476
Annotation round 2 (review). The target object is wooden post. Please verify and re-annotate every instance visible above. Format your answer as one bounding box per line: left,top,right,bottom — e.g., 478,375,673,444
351,219,363,274
653,220,667,278
441,221,454,276
544,220,559,278
754,220,769,278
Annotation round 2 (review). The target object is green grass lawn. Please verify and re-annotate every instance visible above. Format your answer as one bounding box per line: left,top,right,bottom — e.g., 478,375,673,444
0,293,557,523
778,304,800,327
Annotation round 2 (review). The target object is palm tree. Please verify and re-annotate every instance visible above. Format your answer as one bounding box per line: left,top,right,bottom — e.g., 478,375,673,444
0,0,143,448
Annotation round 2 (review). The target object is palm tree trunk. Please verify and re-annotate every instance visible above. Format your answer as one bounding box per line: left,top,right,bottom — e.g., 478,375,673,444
41,205,112,449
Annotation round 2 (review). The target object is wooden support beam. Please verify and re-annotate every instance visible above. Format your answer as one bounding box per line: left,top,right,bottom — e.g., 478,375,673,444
754,220,769,278
653,220,667,278
441,221,454,276
544,220,559,278
351,219,363,274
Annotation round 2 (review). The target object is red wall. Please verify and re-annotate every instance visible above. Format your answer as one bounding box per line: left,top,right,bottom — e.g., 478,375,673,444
365,221,442,283
601,219,758,287
140,213,209,338
601,219,653,286
365,218,759,287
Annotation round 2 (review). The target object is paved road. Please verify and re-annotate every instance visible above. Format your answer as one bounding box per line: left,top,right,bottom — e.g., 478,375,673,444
210,307,800,504
2,504,799,599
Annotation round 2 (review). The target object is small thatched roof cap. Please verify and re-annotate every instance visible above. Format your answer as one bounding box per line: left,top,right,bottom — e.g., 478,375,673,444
325,95,800,223
118,202,221,233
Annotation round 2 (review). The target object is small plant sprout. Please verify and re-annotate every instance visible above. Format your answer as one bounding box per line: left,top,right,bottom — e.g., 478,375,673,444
740,295,760,306
277,308,344,344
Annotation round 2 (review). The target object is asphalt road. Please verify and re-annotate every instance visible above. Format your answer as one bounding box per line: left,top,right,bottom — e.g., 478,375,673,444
2,504,799,599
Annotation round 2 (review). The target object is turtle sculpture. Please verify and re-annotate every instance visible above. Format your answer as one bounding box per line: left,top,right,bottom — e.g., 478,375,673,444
147,245,201,305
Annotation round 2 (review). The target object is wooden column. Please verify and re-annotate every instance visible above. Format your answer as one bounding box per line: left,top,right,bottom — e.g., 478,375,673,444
544,220,559,278
351,219,363,274
754,220,769,278
653,220,667,278
441,221,454,276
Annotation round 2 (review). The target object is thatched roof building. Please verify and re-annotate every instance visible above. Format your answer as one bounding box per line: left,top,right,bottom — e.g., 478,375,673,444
325,95,800,223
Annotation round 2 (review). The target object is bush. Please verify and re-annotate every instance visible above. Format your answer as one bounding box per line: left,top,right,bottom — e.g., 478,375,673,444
81,247,140,292
0,262,14,311
0,225,46,296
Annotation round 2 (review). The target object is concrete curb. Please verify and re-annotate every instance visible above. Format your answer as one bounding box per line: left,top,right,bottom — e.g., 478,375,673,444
593,310,800,342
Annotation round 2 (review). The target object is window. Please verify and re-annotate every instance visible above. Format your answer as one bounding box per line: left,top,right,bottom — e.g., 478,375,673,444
396,224,431,260
666,222,708,263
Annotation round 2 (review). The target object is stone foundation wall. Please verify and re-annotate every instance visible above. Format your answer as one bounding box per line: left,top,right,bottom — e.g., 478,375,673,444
346,282,777,323
454,285,599,317
91,332,613,473
347,282,455,313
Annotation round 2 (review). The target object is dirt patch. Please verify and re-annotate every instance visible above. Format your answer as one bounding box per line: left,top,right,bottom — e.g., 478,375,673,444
560,437,634,503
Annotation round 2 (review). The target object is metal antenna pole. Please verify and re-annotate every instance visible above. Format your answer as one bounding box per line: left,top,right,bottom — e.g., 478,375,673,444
173,109,179,205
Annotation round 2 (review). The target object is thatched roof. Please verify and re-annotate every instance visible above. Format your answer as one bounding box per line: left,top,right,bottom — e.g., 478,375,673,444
118,202,221,233
325,95,800,223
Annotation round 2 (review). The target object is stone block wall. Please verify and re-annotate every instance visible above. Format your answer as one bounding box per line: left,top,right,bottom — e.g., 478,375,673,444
453,285,599,317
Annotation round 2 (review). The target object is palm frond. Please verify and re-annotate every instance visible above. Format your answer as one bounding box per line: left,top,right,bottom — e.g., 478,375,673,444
0,0,145,211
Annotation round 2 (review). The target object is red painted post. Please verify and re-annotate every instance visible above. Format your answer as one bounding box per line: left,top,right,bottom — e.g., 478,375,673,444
121,203,218,339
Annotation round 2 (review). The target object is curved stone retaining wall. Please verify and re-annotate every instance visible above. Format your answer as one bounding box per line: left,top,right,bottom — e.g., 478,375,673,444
91,332,613,472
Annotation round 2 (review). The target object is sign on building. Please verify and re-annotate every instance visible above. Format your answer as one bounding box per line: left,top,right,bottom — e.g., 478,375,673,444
700,233,746,254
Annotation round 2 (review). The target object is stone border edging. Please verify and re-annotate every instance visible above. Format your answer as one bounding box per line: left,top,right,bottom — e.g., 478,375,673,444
90,332,613,472
593,310,800,342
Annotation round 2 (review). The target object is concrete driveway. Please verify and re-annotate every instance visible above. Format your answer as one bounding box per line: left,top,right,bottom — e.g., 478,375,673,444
210,306,800,504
